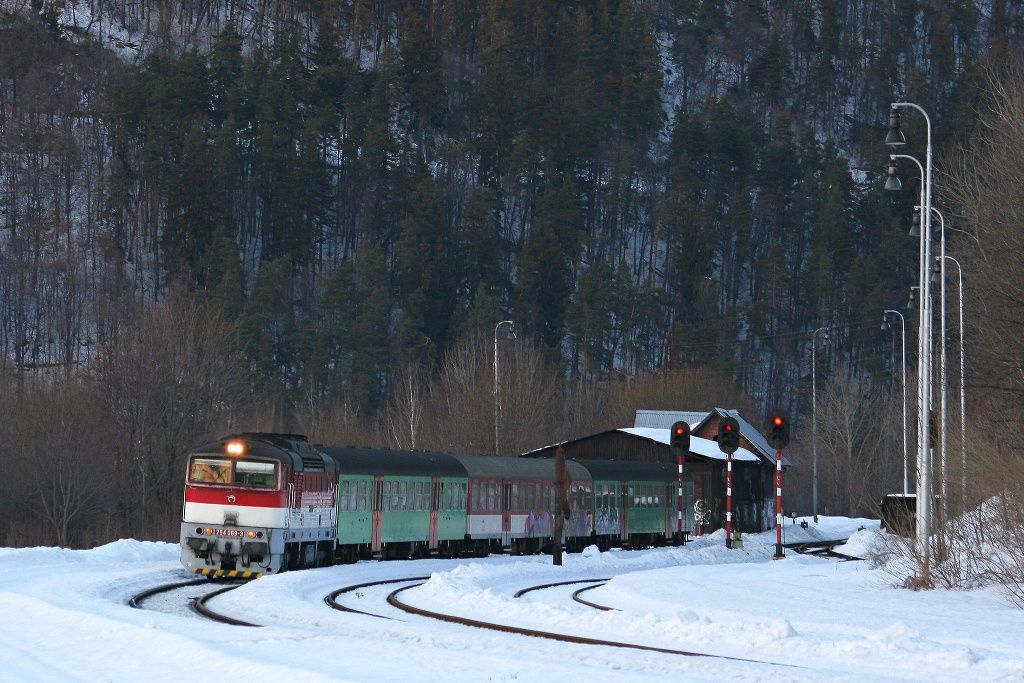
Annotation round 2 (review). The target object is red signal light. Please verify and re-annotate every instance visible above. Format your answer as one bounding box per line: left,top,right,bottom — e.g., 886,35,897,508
773,416,784,426
674,426,685,435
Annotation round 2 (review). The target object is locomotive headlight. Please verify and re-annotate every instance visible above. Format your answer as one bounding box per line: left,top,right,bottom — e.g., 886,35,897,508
246,530,256,538
225,440,247,457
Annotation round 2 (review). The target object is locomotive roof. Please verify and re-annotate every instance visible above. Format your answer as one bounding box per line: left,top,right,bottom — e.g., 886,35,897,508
448,453,590,481
192,433,336,473
319,447,468,477
574,459,679,482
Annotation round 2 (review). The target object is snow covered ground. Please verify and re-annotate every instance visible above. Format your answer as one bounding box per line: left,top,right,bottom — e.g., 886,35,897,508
1,517,1022,682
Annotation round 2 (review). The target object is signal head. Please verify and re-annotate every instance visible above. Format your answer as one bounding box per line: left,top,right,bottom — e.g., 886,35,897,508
669,420,690,457
768,411,790,450
718,417,740,454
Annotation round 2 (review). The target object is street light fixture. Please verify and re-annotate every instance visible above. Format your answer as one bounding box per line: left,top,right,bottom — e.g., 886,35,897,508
811,325,830,522
886,107,907,147
883,310,909,495
886,101,935,585
494,320,515,455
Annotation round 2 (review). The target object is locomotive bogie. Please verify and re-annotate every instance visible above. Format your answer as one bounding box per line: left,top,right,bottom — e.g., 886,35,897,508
179,522,281,577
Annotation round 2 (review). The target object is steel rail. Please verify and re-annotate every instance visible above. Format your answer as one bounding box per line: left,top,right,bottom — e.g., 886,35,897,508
324,575,431,620
512,578,609,599
128,578,209,609
570,582,616,611
387,582,802,668
192,583,260,627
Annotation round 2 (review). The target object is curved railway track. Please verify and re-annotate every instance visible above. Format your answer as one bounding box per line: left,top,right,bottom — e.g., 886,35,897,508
386,580,801,669
511,578,616,612
129,579,259,627
324,576,430,619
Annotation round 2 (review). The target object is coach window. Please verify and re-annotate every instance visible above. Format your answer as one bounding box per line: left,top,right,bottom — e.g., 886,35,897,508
358,481,368,511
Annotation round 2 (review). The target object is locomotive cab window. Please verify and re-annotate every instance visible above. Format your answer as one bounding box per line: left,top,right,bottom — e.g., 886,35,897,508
190,458,231,484
187,456,277,488
236,460,276,487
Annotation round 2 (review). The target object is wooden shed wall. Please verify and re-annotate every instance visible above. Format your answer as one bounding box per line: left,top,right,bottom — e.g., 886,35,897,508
525,430,774,533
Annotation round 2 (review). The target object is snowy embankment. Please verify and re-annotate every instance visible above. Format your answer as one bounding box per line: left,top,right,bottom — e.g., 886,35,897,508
1,518,1022,682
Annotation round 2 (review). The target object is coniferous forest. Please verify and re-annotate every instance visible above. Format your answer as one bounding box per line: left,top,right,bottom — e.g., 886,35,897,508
1,1,1022,544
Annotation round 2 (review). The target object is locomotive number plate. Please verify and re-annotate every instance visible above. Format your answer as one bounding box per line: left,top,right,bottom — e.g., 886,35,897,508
213,528,244,537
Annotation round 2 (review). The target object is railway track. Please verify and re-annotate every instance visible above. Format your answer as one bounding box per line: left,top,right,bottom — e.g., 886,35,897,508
129,578,259,627
386,580,801,669
512,578,616,612
324,576,430,619
784,539,863,561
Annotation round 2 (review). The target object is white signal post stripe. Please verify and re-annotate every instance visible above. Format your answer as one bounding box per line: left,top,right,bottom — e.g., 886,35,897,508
725,451,733,547
774,447,784,559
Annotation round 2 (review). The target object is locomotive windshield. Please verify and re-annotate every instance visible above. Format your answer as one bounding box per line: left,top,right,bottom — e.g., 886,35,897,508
188,456,278,488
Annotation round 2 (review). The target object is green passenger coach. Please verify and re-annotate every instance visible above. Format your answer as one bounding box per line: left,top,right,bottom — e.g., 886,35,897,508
320,447,468,561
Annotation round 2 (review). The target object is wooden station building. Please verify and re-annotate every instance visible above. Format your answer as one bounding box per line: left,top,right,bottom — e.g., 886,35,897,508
523,408,782,535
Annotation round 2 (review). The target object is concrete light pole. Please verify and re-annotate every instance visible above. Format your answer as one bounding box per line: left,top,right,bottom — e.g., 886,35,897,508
811,326,830,523
887,102,935,585
943,255,966,508
883,309,908,495
493,320,515,455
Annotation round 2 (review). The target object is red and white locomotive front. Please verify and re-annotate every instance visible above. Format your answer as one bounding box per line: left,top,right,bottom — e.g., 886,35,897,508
179,433,337,578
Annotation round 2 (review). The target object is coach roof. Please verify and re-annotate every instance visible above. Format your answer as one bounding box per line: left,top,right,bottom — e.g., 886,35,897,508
319,446,468,478
450,454,590,482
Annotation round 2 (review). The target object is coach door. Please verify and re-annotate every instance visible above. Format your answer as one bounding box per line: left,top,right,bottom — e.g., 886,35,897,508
619,481,629,542
371,476,383,553
429,479,440,550
501,483,512,547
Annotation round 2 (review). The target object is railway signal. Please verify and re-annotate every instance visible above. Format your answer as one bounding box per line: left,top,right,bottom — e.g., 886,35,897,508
768,412,789,450
670,421,690,544
717,418,740,454
717,417,740,548
669,421,690,456
768,411,789,560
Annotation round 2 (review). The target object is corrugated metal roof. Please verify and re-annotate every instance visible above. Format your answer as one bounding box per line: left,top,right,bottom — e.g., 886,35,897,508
633,410,708,429
617,428,760,462
634,408,787,466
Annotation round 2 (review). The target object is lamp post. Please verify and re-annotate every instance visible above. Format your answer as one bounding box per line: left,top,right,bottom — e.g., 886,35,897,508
494,320,515,455
811,325,830,522
928,207,949,524
942,255,967,508
886,102,934,585
882,310,908,495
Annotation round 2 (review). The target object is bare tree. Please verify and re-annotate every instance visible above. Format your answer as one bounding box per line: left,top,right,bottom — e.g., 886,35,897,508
295,391,379,449
815,373,900,516
941,60,1024,602
94,296,249,537
424,334,496,454
8,376,115,546
380,362,428,450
